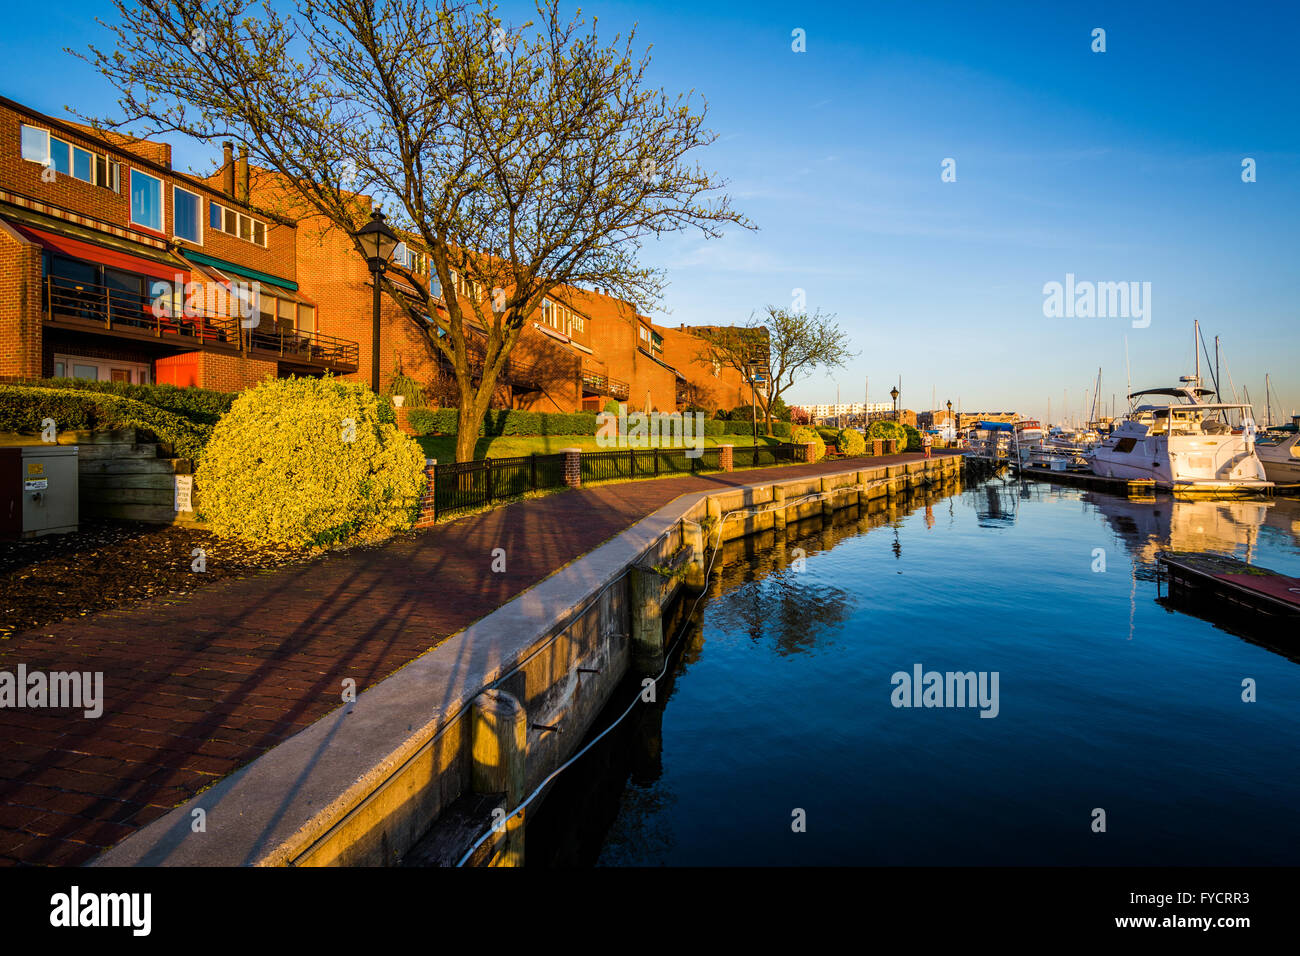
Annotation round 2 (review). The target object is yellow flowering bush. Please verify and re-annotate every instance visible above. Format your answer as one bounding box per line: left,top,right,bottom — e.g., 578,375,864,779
198,376,427,546
836,427,866,456
790,425,826,461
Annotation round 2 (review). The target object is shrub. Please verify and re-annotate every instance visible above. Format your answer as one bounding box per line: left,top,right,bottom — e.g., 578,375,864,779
603,399,621,415
385,371,427,409
790,425,826,461
771,421,792,439
903,424,922,451
867,420,909,449
837,427,866,456
815,426,839,443
0,385,211,459
3,377,234,426
702,418,725,437
197,376,426,547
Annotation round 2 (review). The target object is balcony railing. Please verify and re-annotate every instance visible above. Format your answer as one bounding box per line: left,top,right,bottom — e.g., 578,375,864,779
582,368,630,401
44,275,358,372
248,325,360,371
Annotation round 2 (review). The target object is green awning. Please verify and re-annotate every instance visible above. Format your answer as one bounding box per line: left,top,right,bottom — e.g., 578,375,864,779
182,250,298,291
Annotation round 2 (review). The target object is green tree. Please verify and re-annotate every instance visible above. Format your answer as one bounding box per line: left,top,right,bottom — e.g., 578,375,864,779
83,0,749,461
696,307,854,436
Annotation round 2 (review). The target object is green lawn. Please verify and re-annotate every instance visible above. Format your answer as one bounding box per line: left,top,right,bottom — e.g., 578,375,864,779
416,432,783,462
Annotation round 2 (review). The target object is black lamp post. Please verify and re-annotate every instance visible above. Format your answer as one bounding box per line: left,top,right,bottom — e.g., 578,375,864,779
946,399,953,446
890,385,900,422
352,210,399,392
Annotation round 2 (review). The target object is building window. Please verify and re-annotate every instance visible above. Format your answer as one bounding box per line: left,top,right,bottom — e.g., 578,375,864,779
208,200,268,247
130,169,164,231
54,354,151,385
173,186,202,243
19,124,119,190
571,312,584,333
297,304,316,333
20,124,48,164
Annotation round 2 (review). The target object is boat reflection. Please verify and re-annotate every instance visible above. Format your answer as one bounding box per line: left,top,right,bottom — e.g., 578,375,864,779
1083,492,1300,574
1084,490,1300,661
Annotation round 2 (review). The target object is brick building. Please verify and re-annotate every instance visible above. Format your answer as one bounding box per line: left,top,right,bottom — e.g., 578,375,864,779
0,96,355,391
0,95,754,413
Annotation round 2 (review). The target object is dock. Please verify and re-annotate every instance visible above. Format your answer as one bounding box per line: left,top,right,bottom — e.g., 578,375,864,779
1013,465,1159,498
1157,550,1300,620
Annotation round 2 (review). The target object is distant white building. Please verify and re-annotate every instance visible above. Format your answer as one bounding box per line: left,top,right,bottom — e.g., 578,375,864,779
794,401,893,419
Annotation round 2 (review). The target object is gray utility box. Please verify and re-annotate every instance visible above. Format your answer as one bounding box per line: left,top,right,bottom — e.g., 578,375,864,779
0,445,79,537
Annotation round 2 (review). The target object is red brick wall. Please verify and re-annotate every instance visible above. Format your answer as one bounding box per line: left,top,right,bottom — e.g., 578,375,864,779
0,101,296,283
0,220,41,378
653,323,749,411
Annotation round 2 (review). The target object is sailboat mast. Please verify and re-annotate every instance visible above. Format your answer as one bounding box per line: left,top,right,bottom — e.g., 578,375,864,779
1193,319,1201,387
1266,373,1272,428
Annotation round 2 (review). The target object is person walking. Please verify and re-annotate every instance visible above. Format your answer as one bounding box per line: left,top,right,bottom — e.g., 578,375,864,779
922,430,933,459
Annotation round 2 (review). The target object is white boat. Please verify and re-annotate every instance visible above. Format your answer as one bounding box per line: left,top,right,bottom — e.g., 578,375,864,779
1256,416,1300,485
1088,385,1273,496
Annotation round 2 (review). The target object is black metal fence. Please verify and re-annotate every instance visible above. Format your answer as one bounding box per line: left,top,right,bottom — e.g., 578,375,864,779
579,446,724,484
731,443,799,469
433,453,566,519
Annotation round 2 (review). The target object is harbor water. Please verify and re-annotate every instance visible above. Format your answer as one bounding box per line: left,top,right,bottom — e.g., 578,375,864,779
527,476,1300,866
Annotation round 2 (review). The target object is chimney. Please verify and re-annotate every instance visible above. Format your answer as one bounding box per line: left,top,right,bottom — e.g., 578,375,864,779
237,145,250,204
222,142,235,198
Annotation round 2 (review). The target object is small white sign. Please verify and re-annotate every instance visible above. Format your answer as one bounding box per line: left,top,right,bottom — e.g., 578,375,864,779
24,479,48,491
174,475,194,513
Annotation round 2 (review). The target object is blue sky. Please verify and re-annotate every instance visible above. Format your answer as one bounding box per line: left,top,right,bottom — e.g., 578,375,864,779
4,0,1297,422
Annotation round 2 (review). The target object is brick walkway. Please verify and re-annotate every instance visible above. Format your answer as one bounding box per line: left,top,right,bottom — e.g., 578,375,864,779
0,452,945,865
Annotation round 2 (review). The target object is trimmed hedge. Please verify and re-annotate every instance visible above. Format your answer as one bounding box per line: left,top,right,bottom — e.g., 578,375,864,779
791,425,826,462
2,377,234,426
405,407,600,438
837,427,866,456
404,407,779,441
0,385,211,460
903,423,922,452
868,420,909,449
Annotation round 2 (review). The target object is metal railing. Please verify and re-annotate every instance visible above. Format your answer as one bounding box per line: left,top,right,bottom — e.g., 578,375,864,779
731,443,798,469
45,274,242,345
580,369,631,401
430,443,809,520
579,447,723,484
44,275,360,371
248,324,360,370
433,453,566,519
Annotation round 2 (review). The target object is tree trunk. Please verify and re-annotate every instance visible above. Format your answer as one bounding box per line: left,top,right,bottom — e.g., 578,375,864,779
455,394,479,463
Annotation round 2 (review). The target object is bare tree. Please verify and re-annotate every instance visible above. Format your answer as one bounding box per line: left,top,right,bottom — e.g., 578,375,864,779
696,307,854,435
80,0,750,460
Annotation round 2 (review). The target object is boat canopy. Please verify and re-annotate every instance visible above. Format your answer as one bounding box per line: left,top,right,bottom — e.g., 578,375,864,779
1128,386,1216,401
975,421,1015,432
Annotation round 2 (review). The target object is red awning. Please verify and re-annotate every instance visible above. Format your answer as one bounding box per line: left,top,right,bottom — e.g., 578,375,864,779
11,223,189,284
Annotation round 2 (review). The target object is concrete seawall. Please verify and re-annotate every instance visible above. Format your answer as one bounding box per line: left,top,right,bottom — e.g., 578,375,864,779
93,453,962,867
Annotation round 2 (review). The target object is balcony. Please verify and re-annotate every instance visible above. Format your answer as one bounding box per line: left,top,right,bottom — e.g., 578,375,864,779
581,368,630,401
43,275,359,373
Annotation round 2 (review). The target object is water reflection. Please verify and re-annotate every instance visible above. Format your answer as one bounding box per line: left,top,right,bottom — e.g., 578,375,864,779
1083,492,1300,574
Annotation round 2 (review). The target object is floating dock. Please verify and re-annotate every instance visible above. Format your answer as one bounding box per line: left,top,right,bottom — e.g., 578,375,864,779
1014,465,1159,498
1157,550,1300,620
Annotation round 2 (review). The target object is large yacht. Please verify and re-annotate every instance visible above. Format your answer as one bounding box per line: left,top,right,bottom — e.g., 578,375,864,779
1256,416,1300,486
1087,384,1273,496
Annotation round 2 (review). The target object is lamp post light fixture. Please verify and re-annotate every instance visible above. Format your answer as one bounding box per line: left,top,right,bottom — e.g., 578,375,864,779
890,385,900,422
353,210,400,392
946,398,953,447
